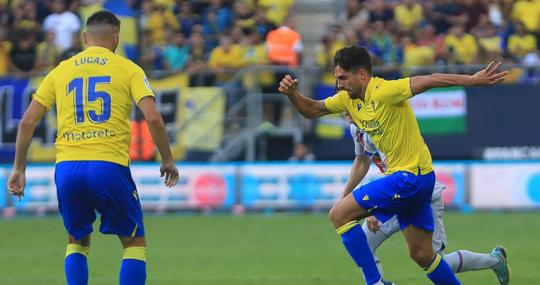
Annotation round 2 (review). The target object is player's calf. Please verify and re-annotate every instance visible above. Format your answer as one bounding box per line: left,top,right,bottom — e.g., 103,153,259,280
332,196,382,284
403,225,437,268
424,254,461,285
404,225,460,284
119,236,147,285
65,235,90,285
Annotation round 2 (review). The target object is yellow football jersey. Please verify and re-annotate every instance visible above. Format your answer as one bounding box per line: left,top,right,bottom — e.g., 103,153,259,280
325,77,433,175
32,46,155,166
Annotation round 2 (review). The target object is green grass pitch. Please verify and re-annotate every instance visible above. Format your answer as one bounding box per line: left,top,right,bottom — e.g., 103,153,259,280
0,212,538,284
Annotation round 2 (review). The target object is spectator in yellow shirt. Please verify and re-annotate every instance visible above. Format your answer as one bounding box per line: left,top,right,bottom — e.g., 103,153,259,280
402,34,435,71
186,32,208,74
510,0,540,32
35,31,60,73
472,19,503,61
508,21,537,60
258,0,294,26
208,35,244,84
241,30,274,89
12,0,41,36
241,30,280,124
0,27,12,76
394,0,424,32
234,1,256,34
147,3,179,45
416,24,445,61
316,26,347,85
443,24,479,64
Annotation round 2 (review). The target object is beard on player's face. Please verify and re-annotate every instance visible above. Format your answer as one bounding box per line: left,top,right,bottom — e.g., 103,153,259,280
346,82,363,99
335,81,361,98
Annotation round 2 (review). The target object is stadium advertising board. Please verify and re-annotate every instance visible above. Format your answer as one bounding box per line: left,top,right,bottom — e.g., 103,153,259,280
0,167,6,208
433,163,467,208
11,165,57,212
239,163,467,210
3,164,235,212
409,87,467,135
130,164,236,210
3,162,525,212
239,163,384,209
470,163,540,209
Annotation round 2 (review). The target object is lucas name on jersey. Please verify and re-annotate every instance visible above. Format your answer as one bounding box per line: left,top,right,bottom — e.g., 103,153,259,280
74,56,108,67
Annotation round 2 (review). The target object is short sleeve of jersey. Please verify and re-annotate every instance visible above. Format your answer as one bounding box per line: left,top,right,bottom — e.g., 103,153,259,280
375,77,413,105
32,70,56,110
130,65,155,105
324,91,348,113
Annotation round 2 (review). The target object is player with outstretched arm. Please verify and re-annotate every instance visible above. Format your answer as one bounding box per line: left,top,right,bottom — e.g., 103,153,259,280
278,45,507,285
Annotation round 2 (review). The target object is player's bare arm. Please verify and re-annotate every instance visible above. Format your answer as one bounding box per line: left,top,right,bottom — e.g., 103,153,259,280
138,96,179,187
278,74,330,118
7,100,47,200
410,61,509,95
342,155,371,199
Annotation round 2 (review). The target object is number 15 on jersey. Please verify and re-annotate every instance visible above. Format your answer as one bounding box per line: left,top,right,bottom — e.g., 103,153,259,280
67,76,111,124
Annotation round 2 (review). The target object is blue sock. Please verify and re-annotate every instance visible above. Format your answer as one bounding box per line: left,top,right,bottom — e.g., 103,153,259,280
65,244,89,285
337,221,381,285
120,247,147,285
425,254,461,285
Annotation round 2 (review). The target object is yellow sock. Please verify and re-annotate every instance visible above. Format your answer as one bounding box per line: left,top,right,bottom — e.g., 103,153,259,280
123,246,147,262
66,244,89,258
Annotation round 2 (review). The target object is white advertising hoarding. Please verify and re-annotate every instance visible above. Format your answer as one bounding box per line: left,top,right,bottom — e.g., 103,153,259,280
240,163,385,209
471,163,540,209
6,164,237,212
131,164,236,210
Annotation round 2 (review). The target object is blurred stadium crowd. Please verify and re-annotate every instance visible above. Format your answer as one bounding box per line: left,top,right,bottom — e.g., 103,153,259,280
0,0,295,82
2,0,540,82
318,0,540,84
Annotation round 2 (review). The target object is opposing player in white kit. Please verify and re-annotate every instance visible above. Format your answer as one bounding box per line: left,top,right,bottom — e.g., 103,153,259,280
344,116,511,285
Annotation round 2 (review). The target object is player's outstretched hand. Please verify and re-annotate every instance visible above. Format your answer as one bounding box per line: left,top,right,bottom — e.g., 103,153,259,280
160,160,179,188
7,170,26,201
366,216,381,233
471,61,509,86
278,74,299,97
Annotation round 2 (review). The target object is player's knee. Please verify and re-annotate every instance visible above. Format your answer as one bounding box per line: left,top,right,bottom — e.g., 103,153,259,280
328,206,336,222
68,235,91,247
408,248,434,267
329,204,349,228
120,236,146,248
